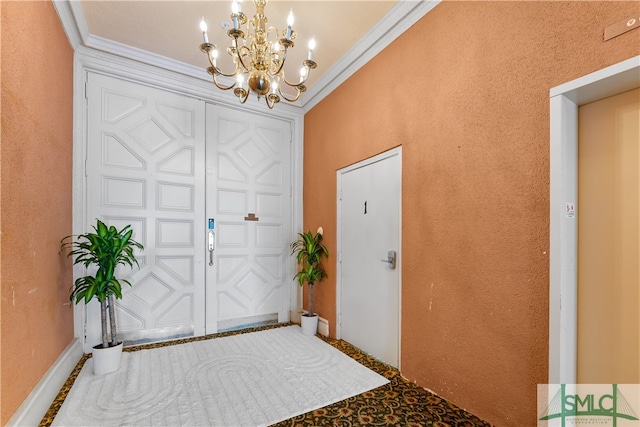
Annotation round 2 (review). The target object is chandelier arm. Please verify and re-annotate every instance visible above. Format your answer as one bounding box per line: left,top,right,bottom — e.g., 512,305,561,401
214,68,239,79
281,74,304,88
265,93,279,109
233,39,252,72
203,49,238,79
209,61,240,79
211,73,237,91
264,27,287,75
271,46,289,76
298,74,310,86
266,26,279,37
294,60,316,86
234,86,250,103
277,86,302,103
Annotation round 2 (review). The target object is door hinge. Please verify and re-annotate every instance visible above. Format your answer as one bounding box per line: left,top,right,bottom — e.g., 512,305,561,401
339,251,342,263
290,185,292,198
84,81,88,99
338,190,342,201
84,159,88,177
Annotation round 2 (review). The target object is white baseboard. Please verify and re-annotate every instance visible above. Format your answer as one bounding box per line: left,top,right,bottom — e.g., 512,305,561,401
317,316,329,337
7,338,83,426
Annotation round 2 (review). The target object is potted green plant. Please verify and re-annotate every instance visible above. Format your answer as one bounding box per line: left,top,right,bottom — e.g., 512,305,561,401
290,226,328,335
61,219,143,374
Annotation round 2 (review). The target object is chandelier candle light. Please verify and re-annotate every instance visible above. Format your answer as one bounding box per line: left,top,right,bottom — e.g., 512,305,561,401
199,0,317,109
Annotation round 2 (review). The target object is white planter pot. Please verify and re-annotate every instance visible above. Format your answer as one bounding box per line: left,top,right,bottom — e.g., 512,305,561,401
301,314,319,336
92,342,123,375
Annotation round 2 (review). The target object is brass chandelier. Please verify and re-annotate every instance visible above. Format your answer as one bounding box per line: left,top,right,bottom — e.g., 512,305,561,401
199,0,317,109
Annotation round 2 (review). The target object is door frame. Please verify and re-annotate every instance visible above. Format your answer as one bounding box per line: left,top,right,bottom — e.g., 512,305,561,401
549,55,640,384
72,51,304,348
335,147,402,360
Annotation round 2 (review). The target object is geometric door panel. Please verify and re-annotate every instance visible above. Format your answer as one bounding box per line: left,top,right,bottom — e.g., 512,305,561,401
85,72,205,350
205,104,292,333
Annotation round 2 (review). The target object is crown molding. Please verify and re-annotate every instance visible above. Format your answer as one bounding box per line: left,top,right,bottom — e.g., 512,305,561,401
53,0,440,115
52,0,88,50
75,44,303,120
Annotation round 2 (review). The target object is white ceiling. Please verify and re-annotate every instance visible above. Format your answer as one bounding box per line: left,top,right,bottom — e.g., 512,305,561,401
60,1,439,109
81,1,396,90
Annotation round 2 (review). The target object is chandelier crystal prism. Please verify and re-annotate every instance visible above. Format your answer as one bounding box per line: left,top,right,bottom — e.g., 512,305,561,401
199,0,317,109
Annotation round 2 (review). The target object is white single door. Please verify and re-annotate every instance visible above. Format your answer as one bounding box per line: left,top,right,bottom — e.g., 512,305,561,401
338,148,401,367
85,73,205,350
205,104,292,333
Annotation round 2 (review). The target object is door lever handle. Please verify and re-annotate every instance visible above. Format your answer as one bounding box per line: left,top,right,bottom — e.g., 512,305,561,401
208,230,215,266
380,250,397,269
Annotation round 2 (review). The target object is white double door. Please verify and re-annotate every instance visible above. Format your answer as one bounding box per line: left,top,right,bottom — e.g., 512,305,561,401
84,73,292,349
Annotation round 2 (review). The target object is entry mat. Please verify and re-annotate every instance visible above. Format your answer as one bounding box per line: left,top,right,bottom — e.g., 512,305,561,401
52,325,389,426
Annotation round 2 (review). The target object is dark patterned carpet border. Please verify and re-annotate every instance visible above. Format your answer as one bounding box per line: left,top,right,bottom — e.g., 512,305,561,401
40,323,492,426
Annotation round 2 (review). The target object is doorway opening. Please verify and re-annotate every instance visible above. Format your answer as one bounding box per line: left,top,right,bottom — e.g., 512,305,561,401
549,55,640,383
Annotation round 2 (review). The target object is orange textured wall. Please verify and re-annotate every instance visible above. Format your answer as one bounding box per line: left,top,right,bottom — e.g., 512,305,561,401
304,2,640,426
1,1,74,423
